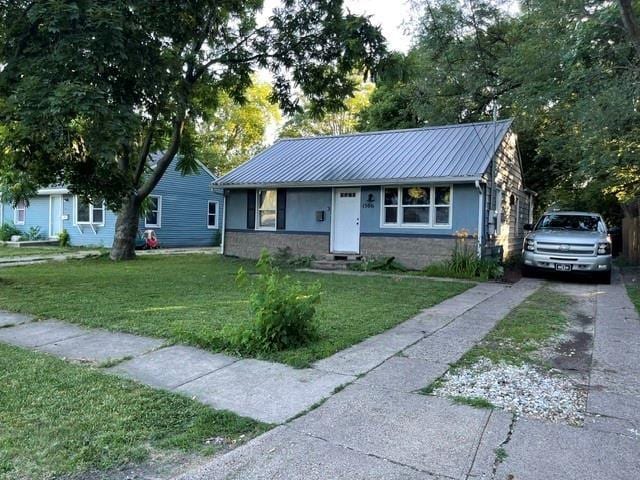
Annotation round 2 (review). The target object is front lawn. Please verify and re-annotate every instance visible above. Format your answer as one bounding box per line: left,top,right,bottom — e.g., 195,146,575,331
0,255,470,367
0,343,266,480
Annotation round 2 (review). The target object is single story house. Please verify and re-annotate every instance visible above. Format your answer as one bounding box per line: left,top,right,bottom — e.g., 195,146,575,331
216,119,533,269
1,157,224,248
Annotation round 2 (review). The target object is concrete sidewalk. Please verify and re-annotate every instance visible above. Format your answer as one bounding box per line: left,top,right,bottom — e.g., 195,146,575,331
0,246,220,268
0,249,103,268
0,279,536,425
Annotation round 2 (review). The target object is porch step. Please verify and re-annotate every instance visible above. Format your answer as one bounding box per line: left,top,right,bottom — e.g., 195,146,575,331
321,254,363,261
310,259,362,271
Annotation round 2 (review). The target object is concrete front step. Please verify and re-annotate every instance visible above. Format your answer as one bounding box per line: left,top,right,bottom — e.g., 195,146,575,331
310,260,361,271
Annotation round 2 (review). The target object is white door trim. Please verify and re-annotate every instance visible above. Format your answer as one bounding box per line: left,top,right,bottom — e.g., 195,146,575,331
49,194,64,238
330,187,361,254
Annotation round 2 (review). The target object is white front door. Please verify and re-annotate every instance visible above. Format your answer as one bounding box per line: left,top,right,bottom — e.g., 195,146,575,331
49,195,64,238
332,188,361,253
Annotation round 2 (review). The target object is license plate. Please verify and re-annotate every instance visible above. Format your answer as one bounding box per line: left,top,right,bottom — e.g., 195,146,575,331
555,264,572,272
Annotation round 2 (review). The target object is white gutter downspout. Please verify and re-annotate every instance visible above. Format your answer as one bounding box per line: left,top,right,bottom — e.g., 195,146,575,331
221,190,227,255
475,180,484,258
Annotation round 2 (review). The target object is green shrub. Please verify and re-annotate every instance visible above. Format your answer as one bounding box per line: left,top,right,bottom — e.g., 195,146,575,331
349,256,407,272
58,229,71,247
0,223,22,241
230,250,321,353
422,230,503,280
26,226,43,240
212,230,221,247
272,246,314,268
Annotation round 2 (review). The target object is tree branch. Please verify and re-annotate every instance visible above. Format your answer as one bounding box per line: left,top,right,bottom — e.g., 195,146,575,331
133,114,157,185
619,0,640,56
136,110,184,198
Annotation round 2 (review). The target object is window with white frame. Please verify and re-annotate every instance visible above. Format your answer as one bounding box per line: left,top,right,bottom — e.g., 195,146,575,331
257,189,277,229
382,186,452,227
75,197,105,225
207,201,218,228
145,195,161,227
434,186,451,225
14,200,26,225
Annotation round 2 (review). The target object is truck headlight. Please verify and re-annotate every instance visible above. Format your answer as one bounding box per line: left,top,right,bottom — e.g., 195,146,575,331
597,242,611,255
525,239,535,252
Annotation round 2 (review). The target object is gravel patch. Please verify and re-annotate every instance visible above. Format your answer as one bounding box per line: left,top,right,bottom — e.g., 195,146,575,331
433,358,586,425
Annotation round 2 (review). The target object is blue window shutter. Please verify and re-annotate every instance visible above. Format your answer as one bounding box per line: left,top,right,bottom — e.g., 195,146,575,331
277,189,286,230
247,190,256,229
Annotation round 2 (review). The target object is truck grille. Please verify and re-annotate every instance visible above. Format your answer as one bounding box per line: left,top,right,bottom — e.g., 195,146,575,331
536,242,596,256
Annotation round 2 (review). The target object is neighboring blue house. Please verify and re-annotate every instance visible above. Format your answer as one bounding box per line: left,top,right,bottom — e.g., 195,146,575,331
0,157,224,248
216,120,534,269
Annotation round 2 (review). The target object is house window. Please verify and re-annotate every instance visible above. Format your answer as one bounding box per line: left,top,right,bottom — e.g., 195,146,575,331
145,195,161,227
75,197,105,225
434,186,451,225
14,200,26,225
382,185,452,227
207,201,218,229
257,189,277,229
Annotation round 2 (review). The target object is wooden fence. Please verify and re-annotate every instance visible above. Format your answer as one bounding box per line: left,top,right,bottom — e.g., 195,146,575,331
623,199,640,264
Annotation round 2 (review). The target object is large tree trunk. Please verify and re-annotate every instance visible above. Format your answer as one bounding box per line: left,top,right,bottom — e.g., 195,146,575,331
110,194,141,260
619,0,640,57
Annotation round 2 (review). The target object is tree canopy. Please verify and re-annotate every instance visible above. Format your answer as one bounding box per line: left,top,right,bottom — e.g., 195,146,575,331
0,0,386,258
359,0,640,222
279,79,374,138
193,80,281,175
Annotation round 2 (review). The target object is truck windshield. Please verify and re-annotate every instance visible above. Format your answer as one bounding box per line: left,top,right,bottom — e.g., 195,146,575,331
536,214,602,232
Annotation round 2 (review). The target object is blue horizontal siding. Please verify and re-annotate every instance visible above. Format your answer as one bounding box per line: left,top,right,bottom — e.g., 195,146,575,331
139,162,222,247
1,158,221,248
224,183,479,237
2,197,52,238
63,195,117,247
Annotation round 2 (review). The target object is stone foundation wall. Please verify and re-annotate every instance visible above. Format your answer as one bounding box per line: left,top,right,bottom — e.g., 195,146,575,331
224,230,330,259
360,235,459,270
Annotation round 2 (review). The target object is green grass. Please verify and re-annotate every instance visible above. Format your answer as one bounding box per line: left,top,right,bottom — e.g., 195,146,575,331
419,260,501,281
0,255,470,367
451,286,570,369
495,447,508,463
0,343,267,480
450,395,495,409
0,245,102,258
626,284,640,314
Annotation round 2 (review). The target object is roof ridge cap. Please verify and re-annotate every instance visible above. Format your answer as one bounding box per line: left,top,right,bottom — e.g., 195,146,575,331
278,119,513,142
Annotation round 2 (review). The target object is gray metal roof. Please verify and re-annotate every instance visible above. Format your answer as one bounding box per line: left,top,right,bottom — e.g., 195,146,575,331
217,119,513,187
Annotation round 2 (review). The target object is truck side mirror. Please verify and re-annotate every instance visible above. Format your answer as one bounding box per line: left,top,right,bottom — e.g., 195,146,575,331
523,223,534,231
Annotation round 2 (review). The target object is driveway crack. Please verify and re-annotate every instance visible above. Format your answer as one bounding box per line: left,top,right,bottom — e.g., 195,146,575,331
488,414,518,480
290,427,459,480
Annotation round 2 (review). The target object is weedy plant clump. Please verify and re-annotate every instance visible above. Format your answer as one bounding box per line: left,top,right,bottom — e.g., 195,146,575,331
230,250,321,353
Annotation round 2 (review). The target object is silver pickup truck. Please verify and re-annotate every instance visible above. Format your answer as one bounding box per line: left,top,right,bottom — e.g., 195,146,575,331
522,211,612,284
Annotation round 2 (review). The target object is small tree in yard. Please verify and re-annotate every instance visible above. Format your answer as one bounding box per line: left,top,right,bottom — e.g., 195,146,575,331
0,1,386,260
